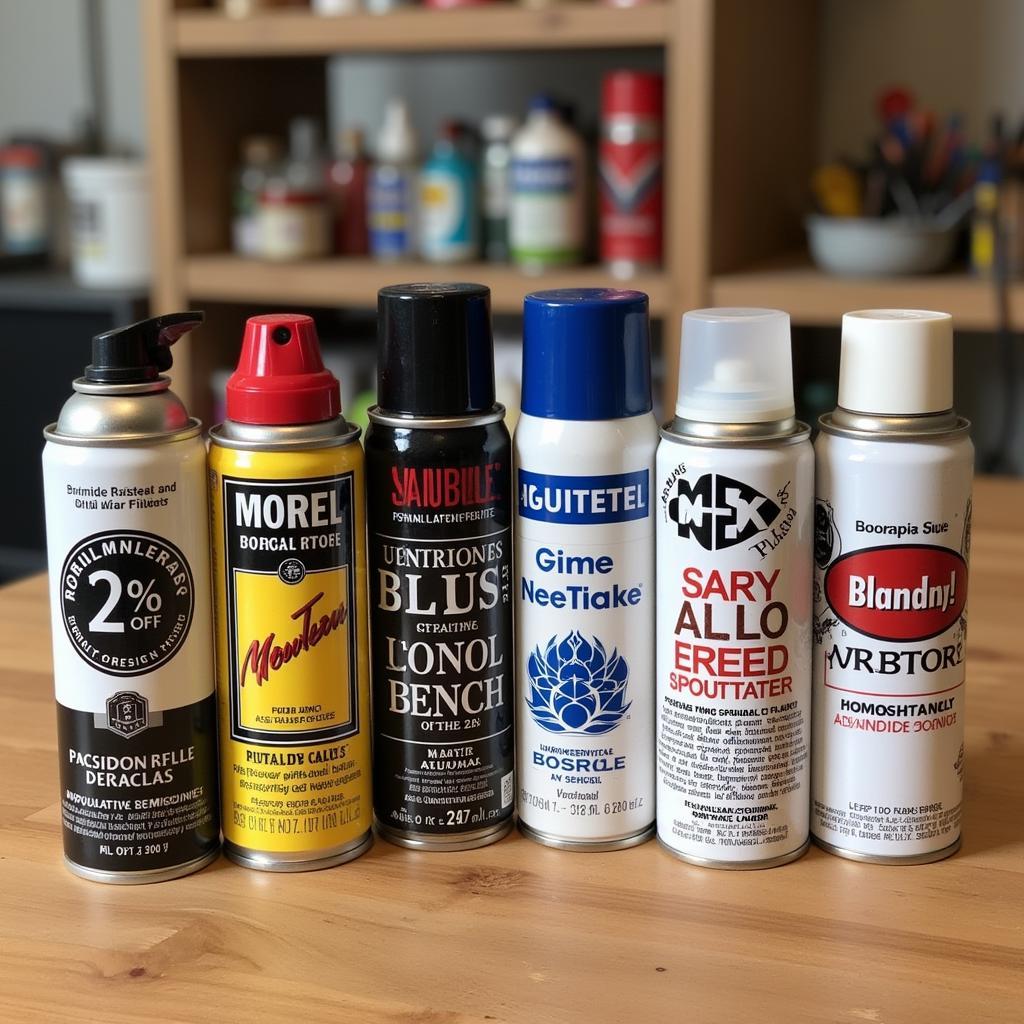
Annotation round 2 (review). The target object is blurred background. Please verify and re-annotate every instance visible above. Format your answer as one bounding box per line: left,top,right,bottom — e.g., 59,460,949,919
1,0,1022,582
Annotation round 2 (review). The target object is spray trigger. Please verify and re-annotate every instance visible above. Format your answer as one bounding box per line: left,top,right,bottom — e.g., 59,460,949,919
85,311,205,384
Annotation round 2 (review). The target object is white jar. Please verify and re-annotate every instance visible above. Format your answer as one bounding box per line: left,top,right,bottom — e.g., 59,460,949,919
62,158,151,289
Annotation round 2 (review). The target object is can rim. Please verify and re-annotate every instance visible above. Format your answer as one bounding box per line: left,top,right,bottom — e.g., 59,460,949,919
43,418,203,447
367,404,506,430
660,418,810,447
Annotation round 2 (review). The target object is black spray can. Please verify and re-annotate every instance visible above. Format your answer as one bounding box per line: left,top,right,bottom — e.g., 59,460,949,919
367,283,515,849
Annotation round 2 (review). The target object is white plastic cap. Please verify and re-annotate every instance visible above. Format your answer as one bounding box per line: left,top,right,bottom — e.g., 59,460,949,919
839,310,953,415
377,100,417,163
675,308,795,423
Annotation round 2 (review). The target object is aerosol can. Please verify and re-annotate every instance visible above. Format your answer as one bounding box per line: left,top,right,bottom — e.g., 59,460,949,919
656,309,813,868
812,310,973,864
209,314,373,871
515,289,657,850
42,312,220,883
367,283,514,849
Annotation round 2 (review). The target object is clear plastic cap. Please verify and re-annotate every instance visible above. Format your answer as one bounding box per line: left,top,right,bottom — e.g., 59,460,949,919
675,308,795,424
839,310,953,415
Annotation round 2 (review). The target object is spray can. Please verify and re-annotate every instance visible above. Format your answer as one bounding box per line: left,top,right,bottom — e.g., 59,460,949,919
509,96,586,272
655,309,812,868
812,310,973,864
515,289,656,850
599,71,663,277
419,123,480,263
209,314,373,871
42,312,219,883
369,100,418,262
366,284,514,849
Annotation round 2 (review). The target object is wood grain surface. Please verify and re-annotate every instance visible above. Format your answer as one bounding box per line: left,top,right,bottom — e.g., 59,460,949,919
1,478,1021,1024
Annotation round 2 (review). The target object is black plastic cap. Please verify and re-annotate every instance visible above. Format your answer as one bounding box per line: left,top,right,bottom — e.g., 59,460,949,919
85,311,205,384
377,283,496,417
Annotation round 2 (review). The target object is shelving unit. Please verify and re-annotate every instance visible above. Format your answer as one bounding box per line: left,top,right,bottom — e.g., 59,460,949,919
143,0,831,419
711,257,1017,331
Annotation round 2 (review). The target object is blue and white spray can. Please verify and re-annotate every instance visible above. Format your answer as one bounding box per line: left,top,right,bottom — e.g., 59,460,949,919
515,289,657,850
369,100,418,261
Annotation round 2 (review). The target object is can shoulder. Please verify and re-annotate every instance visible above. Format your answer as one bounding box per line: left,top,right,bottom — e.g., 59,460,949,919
514,412,657,468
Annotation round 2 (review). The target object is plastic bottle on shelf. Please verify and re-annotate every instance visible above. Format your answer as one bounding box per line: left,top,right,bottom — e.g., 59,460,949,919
328,127,370,256
232,135,282,257
419,121,480,263
368,100,418,261
0,142,49,257
509,95,586,272
481,114,517,263
257,117,330,261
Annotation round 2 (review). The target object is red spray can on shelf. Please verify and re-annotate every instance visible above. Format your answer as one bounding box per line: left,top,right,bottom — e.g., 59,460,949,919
599,71,663,277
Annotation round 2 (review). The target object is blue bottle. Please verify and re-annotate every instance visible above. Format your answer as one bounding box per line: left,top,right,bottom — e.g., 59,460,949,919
419,122,479,263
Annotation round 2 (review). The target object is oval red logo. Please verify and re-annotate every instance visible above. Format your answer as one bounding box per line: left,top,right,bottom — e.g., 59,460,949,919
824,545,967,642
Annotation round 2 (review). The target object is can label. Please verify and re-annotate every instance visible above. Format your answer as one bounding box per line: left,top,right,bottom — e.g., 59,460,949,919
211,456,372,857
516,461,654,842
369,165,415,258
43,440,219,874
655,441,813,864
367,432,514,837
599,133,662,265
812,432,973,858
509,157,583,265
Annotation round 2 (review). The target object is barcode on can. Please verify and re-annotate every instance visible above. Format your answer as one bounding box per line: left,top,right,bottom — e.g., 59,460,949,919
501,772,514,808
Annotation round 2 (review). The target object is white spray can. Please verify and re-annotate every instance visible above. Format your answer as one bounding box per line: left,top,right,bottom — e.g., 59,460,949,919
812,310,973,864
515,288,656,850
656,309,813,868
42,312,220,883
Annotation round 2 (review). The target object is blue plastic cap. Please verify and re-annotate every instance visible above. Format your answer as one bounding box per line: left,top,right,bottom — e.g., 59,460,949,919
530,94,557,113
521,289,653,421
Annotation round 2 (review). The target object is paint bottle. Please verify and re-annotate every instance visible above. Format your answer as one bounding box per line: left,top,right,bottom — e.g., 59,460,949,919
600,71,663,277
366,284,514,849
655,309,813,869
369,100,418,261
509,97,586,272
42,312,220,883
515,289,656,850
232,135,282,257
258,118,330,261
812,310,973,864
209,314,373,871
419,122,480,263
328,127,370,256
481,114,517,263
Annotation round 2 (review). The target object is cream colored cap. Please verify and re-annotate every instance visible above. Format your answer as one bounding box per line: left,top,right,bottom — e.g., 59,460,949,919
838,309,953,415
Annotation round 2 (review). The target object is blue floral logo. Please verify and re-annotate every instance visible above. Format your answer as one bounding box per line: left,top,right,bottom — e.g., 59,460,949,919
527,631,631,734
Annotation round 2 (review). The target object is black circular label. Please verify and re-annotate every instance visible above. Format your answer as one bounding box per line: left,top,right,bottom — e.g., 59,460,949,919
59,530,195,677
278,557,306,584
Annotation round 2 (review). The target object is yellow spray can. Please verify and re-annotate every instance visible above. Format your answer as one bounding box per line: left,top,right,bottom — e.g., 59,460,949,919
209,313,372,870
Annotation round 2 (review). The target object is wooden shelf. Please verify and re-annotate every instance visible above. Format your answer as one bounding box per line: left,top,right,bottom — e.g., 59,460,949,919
710,256,1021,331
184,253,671,316
173,5,671,56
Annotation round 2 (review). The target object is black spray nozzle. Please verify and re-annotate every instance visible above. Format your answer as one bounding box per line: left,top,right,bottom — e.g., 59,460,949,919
85,311,205,384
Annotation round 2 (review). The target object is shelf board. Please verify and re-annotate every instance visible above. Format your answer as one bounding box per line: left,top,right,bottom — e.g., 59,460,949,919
173,5,670,56
184,254,670,315
710,256,1021,331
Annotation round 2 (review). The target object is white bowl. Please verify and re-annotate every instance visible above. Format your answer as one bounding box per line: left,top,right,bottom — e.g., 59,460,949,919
805,215,959,277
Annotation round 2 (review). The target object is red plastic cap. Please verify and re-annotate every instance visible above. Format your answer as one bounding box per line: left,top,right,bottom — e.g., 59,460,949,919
602,71,664,118
226,313,341,426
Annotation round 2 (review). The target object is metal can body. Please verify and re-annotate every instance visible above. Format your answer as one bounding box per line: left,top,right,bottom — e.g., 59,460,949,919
42,432,220,883
515,412,657,849
209,427,373,870
599,103,663,274
812,421,973,863
655,428,813,868
365,411,515,849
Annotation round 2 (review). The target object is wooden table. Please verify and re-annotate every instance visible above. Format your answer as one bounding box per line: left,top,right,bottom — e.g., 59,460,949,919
2,478,1021,1024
